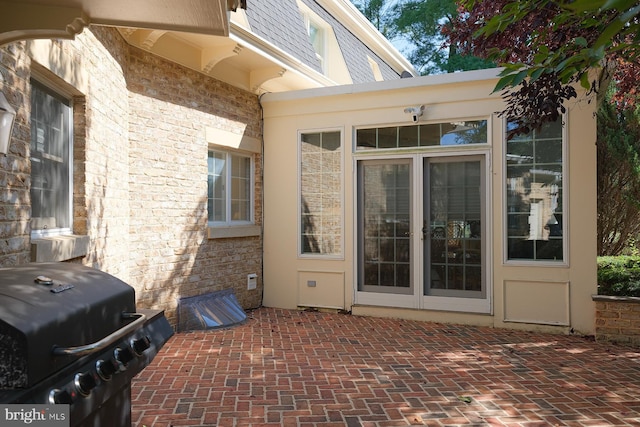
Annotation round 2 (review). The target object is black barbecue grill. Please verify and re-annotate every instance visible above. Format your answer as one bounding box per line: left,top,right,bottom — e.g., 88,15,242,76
0,262,174,427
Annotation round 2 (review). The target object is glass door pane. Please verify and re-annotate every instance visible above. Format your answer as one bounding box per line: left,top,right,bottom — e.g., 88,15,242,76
425,158,484,298
358,160,412,295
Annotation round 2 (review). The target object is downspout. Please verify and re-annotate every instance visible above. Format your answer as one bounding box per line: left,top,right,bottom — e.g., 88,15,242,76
257,91,268,308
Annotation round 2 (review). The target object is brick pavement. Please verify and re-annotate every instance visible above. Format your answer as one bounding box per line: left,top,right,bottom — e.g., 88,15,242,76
132,307,640,427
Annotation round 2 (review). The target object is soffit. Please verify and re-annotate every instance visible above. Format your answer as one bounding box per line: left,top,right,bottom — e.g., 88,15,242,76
0,0,237,46
119,18,334,95
0,0,378,94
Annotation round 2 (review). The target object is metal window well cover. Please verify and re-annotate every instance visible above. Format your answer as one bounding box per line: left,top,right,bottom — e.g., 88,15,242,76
177,289,247,332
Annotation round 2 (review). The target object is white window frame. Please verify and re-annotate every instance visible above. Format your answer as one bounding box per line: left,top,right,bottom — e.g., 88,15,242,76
30,80,73,239
305,15,326,73
296,1,352,84
354,118,490,152
207,148,255,227
353,150,492,315
503,116,569,266
298,128,344,259
298,2,328,74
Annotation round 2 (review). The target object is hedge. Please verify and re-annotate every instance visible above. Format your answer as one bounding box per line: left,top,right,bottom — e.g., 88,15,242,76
597,256,640,297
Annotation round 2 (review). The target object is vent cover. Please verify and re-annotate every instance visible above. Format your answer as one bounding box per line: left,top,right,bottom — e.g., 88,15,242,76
177,289,247,332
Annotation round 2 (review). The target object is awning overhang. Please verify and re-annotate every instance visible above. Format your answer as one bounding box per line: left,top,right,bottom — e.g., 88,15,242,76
0,0,246,46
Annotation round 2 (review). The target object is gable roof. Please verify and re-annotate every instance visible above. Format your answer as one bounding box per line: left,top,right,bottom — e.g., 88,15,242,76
244,0,322,74
126,0,416,92
11,0,415,94
244,0,408,84
299,0,400,83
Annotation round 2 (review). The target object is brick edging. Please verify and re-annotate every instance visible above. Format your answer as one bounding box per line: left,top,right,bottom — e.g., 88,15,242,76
592,294,640,303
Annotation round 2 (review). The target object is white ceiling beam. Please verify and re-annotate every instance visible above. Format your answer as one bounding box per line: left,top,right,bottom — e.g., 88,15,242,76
250,67,286,93
141,30,169,50
202,43,243,74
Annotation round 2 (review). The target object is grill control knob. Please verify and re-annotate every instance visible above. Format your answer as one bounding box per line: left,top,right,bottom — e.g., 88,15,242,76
96,358,119,381
49,388,73,405
131,335,151,356
114,346,135,367
74,372,97,397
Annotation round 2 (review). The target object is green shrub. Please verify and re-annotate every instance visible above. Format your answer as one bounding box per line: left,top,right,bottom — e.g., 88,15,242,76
597,256,640,297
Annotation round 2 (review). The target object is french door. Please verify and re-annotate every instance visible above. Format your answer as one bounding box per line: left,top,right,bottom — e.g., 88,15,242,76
356,154,489,312
357,159,413,296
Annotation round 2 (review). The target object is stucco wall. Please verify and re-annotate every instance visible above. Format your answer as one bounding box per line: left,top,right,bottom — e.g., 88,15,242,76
0,27,263,326
261,70,597,335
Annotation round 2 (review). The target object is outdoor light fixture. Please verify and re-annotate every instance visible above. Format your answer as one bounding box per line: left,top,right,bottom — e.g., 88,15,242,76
404,105,425,123
0,91,16,156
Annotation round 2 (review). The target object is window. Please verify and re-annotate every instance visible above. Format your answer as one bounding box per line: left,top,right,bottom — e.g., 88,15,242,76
30,81,72,238
506,119,564,261
296,1,351,84
305,16,326,72
300,131,342,256
208,149,253,225
356,120,488,150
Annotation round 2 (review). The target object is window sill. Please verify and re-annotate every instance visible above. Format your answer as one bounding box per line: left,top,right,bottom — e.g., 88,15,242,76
208,225,261,239
31,235,90,262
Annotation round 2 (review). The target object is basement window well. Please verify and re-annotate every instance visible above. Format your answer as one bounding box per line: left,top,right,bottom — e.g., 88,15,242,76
177,289,247,332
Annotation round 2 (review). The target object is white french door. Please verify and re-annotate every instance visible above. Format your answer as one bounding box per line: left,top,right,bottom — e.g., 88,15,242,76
356,153,490,313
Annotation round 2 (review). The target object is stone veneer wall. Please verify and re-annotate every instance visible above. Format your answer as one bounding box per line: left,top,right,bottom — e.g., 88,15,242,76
0,27,263,326
75,28,132,277
0,30,133,274
126,47,263,324
0,41,32,266
593,295,640,347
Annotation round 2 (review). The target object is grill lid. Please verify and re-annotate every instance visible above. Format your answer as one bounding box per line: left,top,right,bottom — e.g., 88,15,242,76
0,263,136,389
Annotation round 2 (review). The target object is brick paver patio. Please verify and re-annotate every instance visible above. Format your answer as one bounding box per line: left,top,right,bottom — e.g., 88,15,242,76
132,307,640,427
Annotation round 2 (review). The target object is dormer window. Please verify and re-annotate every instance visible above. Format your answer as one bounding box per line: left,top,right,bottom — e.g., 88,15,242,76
305,15,326,73
297,1,351,84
